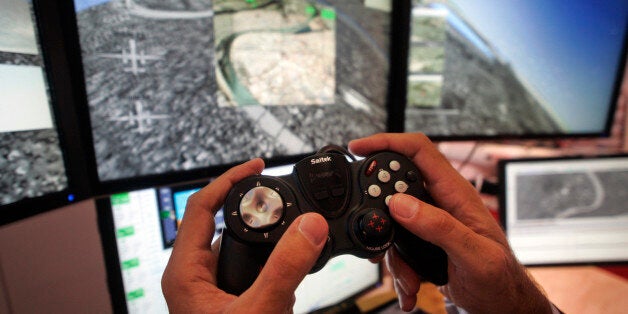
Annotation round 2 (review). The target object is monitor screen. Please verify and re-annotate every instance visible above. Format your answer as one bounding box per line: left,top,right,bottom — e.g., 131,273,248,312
97,165,380,313
403,0,628,139
68,0,392,185
499,155,628,265
0,0,80,219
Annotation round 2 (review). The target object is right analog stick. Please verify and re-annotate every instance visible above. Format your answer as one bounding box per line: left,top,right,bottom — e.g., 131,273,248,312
356,209,392,246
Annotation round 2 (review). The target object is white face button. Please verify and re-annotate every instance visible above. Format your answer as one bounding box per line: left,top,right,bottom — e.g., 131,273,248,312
368,184,382,198
378,170,391,183
389,160,401,172
394,181,409,193
385,195,393,206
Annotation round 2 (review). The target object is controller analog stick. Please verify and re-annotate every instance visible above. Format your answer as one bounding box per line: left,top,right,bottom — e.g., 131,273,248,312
239,186,284,229
356,209,392,245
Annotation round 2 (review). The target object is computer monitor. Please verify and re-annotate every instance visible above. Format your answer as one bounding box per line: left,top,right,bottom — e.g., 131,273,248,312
96,164,380,313
400,0,628,139
62,0,395,192
0,0,90,224
499,155,628,265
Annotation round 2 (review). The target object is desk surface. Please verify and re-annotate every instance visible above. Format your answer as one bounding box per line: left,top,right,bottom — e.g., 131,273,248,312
529,266,628,314
357,266,628,314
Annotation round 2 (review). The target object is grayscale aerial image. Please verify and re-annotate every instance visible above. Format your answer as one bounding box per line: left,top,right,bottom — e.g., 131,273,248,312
515,170,628,220
405,0,564,136
0,0,68,206
75,0,389,181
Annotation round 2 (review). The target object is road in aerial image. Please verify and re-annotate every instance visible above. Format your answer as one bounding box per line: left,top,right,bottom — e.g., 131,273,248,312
75,0,389,181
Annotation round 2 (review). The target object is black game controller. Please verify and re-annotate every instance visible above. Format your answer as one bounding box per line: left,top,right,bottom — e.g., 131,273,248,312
217,147,448,295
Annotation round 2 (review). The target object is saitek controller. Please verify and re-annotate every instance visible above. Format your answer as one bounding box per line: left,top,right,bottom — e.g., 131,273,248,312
217,148,448,295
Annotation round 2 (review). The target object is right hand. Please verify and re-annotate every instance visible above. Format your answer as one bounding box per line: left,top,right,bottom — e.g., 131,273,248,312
349,133,553,314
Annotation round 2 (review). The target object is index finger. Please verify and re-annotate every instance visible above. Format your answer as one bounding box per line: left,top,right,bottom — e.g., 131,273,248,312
175,158,265,252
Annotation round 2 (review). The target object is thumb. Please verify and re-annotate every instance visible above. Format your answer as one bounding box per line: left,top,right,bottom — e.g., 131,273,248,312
240,213,328,310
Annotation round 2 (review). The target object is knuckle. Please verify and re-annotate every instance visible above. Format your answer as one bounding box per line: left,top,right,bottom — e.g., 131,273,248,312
415,132,430,145
475,246,511,279
185,190,202,207
461,230,479,251
430,210,457,238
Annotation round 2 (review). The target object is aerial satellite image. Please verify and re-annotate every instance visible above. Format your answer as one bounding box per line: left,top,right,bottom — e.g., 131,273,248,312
515,169,628,220
405,0,565,136
74,0,390,181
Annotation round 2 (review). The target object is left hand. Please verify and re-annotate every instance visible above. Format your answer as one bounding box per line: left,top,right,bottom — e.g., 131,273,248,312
161,158,329,313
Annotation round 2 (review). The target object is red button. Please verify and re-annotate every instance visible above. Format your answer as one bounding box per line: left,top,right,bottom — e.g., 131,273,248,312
365,160,377,176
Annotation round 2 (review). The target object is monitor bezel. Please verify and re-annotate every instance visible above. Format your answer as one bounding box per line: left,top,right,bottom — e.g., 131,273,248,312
0,0,93,225
95,196,128,313
393,0,628,141
95,182,383,314
56,0,401,197
498,153,628,267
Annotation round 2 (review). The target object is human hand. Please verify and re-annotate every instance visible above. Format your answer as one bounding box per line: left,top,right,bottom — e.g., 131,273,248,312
161,158,329,313
349,133,553,314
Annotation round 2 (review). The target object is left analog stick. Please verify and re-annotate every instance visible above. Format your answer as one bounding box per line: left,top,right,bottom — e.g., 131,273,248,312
239,186,284,229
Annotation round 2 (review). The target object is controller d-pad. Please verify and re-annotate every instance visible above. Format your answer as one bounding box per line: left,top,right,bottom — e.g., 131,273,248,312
240,187,283,229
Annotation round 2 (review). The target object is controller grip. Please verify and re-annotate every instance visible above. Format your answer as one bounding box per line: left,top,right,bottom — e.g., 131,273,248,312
217,232,273,295
393,226,448,286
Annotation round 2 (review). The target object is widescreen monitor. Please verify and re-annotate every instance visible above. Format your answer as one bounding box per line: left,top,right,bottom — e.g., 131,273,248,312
97,164,381,313
402,0,628,139
63,0,395,192
0,0,89,224
499,155,628,265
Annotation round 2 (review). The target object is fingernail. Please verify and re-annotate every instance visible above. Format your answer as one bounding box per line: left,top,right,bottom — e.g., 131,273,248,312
390,194,419,219
298,214,327,246
395,278,411,296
